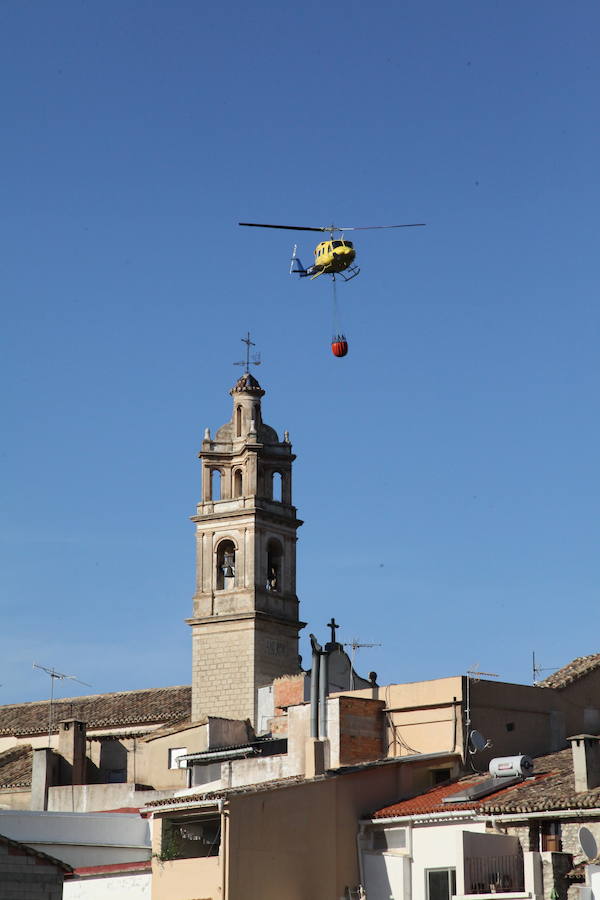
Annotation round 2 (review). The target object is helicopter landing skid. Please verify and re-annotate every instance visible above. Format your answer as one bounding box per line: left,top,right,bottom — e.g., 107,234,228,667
338,264,360,282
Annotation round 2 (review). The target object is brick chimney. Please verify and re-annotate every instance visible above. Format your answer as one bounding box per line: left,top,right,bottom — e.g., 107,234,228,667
568,734,600,792
57,719,87,785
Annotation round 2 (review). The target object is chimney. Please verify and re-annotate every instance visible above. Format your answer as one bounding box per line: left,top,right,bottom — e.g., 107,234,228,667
568,734,600,792
57,719,87,785
30,748,60,810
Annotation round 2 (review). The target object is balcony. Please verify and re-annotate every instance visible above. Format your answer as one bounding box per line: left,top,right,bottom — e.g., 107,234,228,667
463,853,525,895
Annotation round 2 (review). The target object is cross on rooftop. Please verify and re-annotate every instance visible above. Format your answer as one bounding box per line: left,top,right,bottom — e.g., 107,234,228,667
327,617,341,644
234,332,261,373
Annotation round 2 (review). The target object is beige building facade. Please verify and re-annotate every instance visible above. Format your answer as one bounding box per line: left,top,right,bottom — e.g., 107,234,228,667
147,749,461,900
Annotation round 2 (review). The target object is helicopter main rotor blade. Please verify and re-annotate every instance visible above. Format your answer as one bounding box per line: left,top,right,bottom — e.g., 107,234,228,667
338,223,426,231
239,222,328,232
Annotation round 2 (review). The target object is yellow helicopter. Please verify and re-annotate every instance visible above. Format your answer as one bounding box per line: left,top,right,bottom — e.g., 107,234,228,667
239,221,425,281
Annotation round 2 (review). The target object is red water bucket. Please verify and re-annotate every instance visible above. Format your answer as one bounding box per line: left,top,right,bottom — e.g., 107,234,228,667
331,336,348,358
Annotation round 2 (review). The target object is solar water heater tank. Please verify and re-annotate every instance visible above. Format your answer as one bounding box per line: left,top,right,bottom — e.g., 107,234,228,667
489,755,534,778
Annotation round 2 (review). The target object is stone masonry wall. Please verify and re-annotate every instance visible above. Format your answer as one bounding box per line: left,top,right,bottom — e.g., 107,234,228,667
0,842,65,900
254,622,301,695
192,623,255,722
493,819,600,900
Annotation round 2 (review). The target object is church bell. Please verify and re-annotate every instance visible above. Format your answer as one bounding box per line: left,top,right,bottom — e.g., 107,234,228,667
222,552,235,578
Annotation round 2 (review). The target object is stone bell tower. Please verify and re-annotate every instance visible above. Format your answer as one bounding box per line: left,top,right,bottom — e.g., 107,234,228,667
187,370,304,726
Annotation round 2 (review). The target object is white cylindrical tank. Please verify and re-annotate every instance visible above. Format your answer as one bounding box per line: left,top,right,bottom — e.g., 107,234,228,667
489,755,534,778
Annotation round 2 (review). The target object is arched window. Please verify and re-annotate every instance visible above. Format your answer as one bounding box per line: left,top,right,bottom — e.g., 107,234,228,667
233,469,243,498
236,406,242,438
210,469,222,501
216,539,236,591
272,472,282,502
266,539,282,592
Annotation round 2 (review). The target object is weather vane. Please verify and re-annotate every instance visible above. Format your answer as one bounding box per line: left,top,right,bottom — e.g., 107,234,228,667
234,332,261,374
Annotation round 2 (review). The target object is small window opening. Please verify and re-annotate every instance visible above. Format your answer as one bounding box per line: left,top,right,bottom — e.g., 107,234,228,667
506,722,515,732
233,469,243,497
272,472,282,502
107,768,126,783
235,405,242,437
371,827,407,851
541,821,561,852
432,768,452,785
216,540,236,591
210,469,221,501
161,816,221,860
169,748,187,770
266,539,282,592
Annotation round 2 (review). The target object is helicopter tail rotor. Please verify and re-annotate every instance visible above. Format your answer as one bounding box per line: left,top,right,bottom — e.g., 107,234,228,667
290,244,308,276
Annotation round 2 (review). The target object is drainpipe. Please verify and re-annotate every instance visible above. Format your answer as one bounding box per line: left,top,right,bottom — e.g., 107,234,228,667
309,634,321,739
356,825,366,895
318,646,329,740
451,696,458,753
219,799,227,900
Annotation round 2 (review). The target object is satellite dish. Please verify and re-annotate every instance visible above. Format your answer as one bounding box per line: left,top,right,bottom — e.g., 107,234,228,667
578,827,598,860
470,730,487,753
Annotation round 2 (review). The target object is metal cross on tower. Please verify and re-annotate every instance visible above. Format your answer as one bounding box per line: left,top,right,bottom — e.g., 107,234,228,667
233,332,261,374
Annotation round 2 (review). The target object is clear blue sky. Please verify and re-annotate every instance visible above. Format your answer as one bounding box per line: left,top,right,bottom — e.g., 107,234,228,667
1,1,599,705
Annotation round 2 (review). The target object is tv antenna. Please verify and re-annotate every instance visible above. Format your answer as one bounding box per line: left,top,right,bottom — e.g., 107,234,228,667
464,665,498,763
532,651,559,685
33,663,91,746
233,332,261,374
343,639,382,689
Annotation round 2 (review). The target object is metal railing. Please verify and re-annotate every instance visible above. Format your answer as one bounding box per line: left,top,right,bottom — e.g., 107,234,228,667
464,854,524,894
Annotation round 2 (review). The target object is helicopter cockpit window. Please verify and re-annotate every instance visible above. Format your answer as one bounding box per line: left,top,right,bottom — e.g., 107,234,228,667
332,240,343,248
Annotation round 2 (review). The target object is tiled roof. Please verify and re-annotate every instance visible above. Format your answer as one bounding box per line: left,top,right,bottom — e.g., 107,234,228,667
372,749,600,820
140,717,193,743
0,686,191,737
144,773,309,808
145,752,457,810
373,776,485,818
539,654,600,689
480,748,600,813
0,744,33,788
141,714,249,743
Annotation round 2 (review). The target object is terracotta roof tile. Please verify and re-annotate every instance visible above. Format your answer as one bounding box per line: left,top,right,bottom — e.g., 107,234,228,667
0,744,33,788
480,748,600,813
0,686,191,737
145,754,455,810
539,654,600,689
372,749,600,820
373,777,484,818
